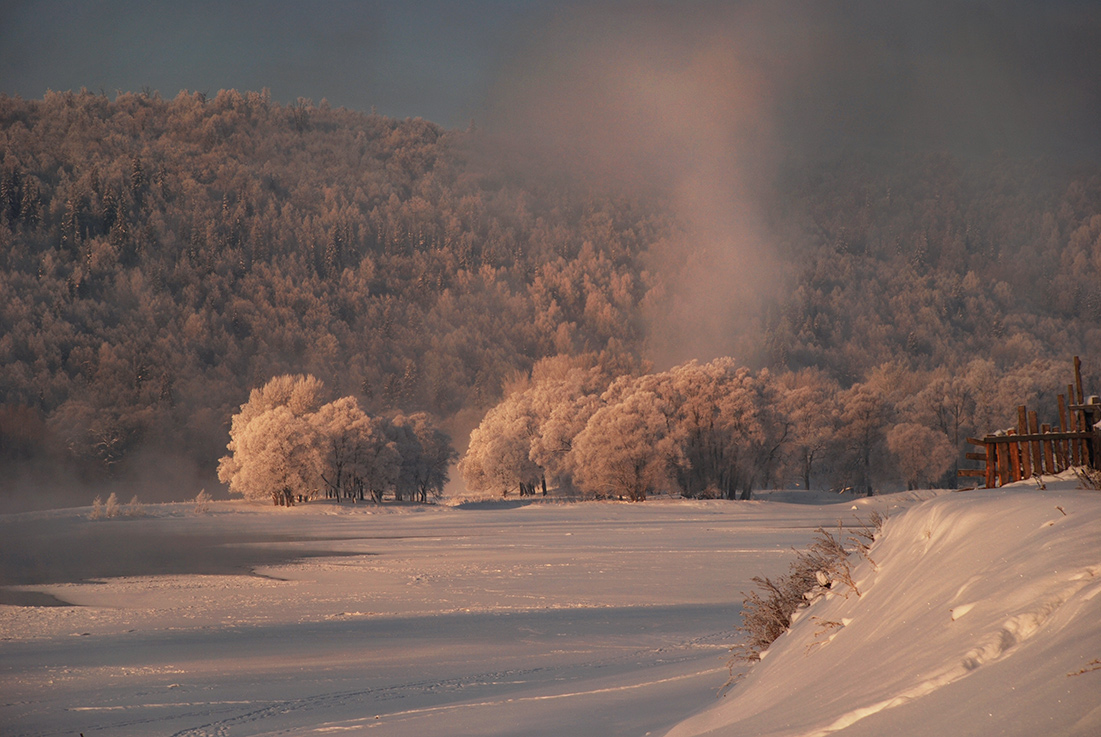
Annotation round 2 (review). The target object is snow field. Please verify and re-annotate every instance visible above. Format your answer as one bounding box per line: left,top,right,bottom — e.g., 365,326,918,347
2,494,891,737
5,481,1097,737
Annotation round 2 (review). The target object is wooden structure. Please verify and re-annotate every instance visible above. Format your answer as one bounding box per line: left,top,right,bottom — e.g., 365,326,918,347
960,357,1100,488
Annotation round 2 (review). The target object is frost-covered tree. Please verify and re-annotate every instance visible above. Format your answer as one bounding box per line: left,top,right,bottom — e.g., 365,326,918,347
837,382,894,496
911,369,976,484
726,368,789,500
459,355,623,497
459,391,544,497
218,374,326,505
311,396,399,502
219,374,453,505
312,396,366,499
779,368,841,492
221,374,326,441
527,369,609,494
360,434,402,504
462,358,790,501
220,404,321,505
887,423,956,489
663,359,772,499
384,412,455,503
569,378,679,501
400,412,458,502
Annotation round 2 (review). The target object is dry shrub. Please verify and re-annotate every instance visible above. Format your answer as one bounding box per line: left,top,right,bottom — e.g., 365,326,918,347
90,492,124,520
1074,466,1101,490
731,515,884,664
126,495,144,517
193,489,213,513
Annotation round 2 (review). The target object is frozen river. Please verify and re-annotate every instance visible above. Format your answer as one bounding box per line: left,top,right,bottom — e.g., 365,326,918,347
0,493,893,737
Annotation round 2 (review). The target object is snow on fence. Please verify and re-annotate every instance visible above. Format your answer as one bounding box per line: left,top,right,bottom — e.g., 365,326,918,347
960,356,1101,488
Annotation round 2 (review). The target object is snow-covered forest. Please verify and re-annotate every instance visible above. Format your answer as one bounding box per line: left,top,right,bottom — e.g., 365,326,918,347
0,91,1099,507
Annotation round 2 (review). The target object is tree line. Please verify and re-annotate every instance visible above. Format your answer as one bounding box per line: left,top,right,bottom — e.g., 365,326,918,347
460,355,1083,499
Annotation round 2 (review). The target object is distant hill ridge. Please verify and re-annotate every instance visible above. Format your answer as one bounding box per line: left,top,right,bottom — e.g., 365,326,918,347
0,89,1098,501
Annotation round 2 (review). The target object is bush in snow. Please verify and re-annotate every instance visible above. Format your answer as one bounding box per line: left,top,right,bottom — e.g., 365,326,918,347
1075,466,1101,490
193,489,212,513
732,515,883,663
126,495,144,517
89,492,124,520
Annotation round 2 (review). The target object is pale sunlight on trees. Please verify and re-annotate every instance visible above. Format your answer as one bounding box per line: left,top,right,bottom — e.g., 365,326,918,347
571,381,679,501
219,375,454,506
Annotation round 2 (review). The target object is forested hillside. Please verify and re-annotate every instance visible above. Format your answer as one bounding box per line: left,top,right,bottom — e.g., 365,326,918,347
0,89,665,501
761,154,1101,379
0,89,1098,503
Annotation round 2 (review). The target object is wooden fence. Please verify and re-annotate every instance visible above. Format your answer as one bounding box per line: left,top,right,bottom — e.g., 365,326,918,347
959,357,1100,488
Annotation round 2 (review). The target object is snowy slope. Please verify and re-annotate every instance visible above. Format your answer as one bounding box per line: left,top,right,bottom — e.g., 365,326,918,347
666,473,1101,737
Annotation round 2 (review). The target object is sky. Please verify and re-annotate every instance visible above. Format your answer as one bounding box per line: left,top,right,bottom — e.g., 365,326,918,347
0,0,545,128
2,0,1100,147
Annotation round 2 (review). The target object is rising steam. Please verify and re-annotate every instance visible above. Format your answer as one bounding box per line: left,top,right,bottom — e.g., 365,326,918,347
479,0,1101,366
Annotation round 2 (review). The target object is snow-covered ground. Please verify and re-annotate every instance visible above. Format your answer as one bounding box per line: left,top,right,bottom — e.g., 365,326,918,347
668,473,1101,737
1,477,1098,736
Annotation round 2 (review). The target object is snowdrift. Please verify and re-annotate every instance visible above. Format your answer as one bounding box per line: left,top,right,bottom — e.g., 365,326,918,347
667,475,1101,737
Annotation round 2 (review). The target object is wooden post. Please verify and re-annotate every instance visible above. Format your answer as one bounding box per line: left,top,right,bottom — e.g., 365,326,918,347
1007,429,1021,482
1042,423,1056,474
1074,356,1084,403
1087,398,1096,469
1056,394,1067,467
1017,406,1031,479
985,441,996,488
994,432,1007,486
1028,410,1042,475
1074,357,1090,465
1063,389,1080,466
1072,399,1085,466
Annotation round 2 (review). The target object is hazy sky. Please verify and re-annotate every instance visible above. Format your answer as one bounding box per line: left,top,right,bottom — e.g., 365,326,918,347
2,0,1100,152
0,0,544,128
